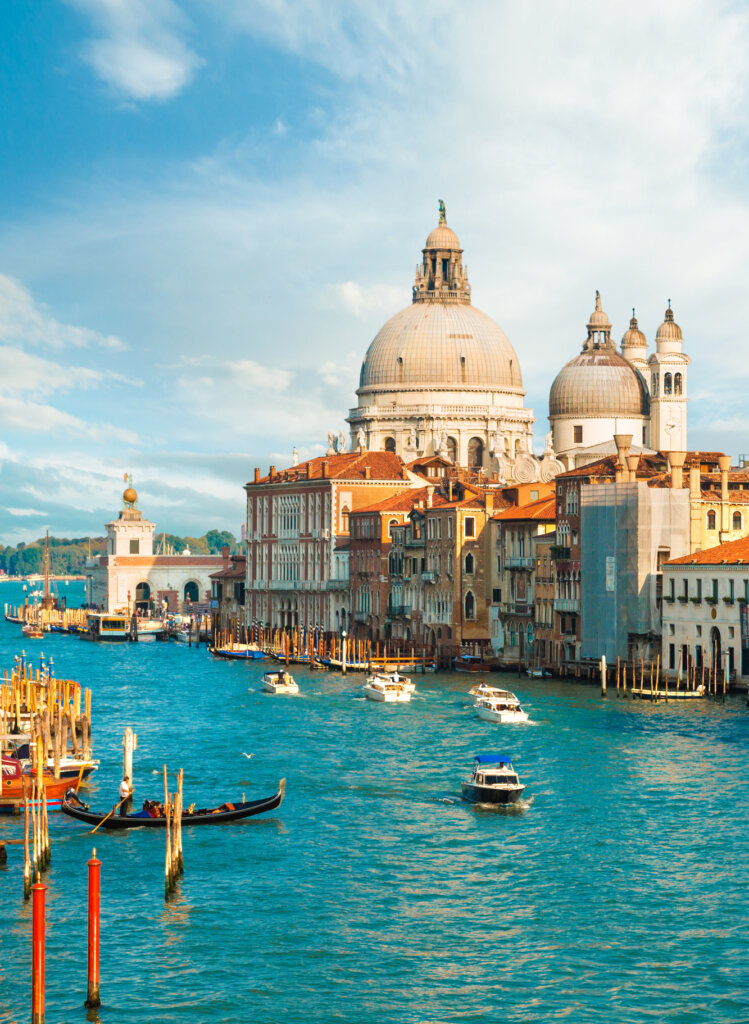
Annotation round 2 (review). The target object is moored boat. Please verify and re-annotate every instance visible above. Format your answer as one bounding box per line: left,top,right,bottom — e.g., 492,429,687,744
454,654,491,673
261,670,299,694
461,753,525,805
1,756,82,812
209,642,266,660
5,743,99,783
21,623,44,639
61,780,286,828
81,613,130,641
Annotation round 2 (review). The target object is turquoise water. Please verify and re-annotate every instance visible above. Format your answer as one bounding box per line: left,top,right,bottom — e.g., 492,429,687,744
1,581,748,1024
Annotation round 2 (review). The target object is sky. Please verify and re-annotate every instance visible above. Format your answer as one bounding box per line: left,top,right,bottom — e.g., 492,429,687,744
2,0,749,545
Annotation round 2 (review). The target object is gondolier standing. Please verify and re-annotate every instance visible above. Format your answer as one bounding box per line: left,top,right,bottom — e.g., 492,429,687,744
119,775,133,815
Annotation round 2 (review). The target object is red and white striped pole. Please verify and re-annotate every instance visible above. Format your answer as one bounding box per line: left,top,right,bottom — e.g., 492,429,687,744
85,848,101,1008
31,879,46,1024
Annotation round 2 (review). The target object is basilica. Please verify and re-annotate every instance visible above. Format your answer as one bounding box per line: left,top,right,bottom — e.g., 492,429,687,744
346,205,689,472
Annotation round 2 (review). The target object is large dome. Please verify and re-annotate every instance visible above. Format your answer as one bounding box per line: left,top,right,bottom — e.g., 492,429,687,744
359,301,523,392
549,348,649,417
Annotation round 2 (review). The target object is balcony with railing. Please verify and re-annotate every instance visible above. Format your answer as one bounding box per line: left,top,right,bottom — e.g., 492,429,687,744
386,604,410,619
353,611,370,624
505,555,536,570
554,598,580,612
421,571,437,583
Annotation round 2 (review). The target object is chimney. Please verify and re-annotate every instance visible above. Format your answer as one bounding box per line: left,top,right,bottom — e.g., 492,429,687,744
718,454,731,500
426,485,434,508
221,545,230,569
322,460,329,478
689,466,701,498
484,490,494,514
364,466,371,479
613,433,633,481
269,465,276,480
666,451,686,489
254,467,260,483
626,454,640,481
448,480,454,502
306,462,311,479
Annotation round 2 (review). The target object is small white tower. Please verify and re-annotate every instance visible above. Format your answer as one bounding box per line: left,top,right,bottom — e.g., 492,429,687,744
648,303,689,452
105,477,155,557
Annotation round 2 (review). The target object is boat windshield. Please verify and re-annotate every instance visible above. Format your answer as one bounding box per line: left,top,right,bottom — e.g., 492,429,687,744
482,773,518,786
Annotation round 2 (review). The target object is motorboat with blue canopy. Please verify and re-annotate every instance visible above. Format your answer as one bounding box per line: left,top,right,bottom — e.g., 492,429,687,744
462,753,525,805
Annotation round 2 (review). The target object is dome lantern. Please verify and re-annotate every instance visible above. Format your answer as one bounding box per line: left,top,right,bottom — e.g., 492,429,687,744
413,201,471,305
582,291,615,352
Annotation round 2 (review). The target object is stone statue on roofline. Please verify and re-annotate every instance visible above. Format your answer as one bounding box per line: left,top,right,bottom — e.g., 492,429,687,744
407,427,418,451
327,431,336,456
337,430,347,453
356,427,366,452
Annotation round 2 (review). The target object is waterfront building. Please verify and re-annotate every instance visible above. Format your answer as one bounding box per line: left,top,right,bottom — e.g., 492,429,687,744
347,204,561,485
532,531,557,670
549,295,689,467
489,495,556,666
662,535,749,686
244,451,421,631
85,484,223,614
209,551,247,631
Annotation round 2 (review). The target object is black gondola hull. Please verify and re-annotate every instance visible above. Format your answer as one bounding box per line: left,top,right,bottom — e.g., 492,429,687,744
61,779,285,828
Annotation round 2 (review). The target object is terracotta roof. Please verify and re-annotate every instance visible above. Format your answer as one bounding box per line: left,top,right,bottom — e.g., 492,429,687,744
493,495,557,522
557,451,730,483
209,556,246,580
667,535,749,566
700,489,749,505
248,451,409,486
352,485,506,516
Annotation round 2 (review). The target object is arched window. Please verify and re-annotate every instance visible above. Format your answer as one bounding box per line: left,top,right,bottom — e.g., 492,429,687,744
468,437,484,468
397,356,404,383
465,552,474,574
651,373,659,396
446,437,457,463
664,373,673,395
135,582,150,608
674,372,682,395
388,518,398,538
464,591,475,620
183,581,199,603
341,506,350,532
707,509,716,530
733,511,742,531
383,437,396,453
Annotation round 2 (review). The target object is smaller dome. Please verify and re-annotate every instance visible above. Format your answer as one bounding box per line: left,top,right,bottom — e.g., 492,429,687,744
425,223,460,250
621,311,647,350
123,487,138,506
587,290,611,329
549,348,649,418
656,304,682,341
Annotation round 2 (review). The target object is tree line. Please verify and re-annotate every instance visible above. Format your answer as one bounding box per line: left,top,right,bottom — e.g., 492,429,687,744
0,530,238,577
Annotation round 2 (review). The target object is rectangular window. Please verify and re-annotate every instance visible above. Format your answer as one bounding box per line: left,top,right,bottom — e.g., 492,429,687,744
712,578,719,601
464,517,475,538
531,490,539,501
129,539,139,554
745,579,749,603
573,425,583,444
492,588,501,603
669,577,675,600
497,555,501,573
669,643,675,669
696,578,702,600
696,625,702,637
683,578,689,600
729,579,735,601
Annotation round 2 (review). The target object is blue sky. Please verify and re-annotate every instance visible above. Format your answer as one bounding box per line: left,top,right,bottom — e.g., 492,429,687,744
2,0,749,544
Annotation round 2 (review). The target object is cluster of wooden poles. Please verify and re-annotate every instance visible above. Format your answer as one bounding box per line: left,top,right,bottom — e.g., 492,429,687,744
4,602,89,633
0,657,93,774
22,739,52,900
164,766,185,901
601,649,728,699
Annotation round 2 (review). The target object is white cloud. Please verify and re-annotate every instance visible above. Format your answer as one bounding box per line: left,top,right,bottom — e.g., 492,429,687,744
0,274,126,350
0,395,139,444
68,0,202,102
6,508,47,517
326,281,406,319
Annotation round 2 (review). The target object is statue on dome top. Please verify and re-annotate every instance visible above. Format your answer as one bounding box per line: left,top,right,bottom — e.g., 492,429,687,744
438,199,446,224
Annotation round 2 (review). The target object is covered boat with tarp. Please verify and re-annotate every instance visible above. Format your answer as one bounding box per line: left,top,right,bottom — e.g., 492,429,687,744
461,753,525,805
61,779,285,829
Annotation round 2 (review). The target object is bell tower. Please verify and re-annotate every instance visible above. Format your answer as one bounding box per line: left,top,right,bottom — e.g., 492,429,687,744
648,304,689,452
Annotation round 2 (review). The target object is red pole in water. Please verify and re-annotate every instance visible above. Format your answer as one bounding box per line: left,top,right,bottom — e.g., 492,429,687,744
85,848,102,1008
31,879,46,1024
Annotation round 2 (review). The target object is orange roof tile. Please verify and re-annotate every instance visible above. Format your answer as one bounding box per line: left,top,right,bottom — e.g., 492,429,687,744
248,451,409,486
493,495,557,521
667,535,749,566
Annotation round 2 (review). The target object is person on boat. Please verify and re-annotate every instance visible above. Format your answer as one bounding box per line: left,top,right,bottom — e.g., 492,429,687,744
119,775,133,814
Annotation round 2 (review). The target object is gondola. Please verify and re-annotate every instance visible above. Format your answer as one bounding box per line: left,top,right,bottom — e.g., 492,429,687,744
61,779,285,829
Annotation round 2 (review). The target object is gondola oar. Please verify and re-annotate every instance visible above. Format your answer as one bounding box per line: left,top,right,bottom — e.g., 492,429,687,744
89,795,129,835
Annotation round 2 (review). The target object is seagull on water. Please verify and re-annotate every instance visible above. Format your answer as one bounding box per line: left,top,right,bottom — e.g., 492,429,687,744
241,752,255,760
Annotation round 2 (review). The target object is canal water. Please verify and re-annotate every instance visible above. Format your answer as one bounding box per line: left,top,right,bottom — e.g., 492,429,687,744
1,582,748,1024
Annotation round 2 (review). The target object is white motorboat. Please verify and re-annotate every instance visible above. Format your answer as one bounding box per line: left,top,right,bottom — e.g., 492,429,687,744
261,670,299,694
467,682,518,701
475,697,529,724
461,753,525,805
362,678,412,703
367,671,415,693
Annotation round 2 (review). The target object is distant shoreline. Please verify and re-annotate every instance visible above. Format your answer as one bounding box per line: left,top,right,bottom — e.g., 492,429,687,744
0,575,86,582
